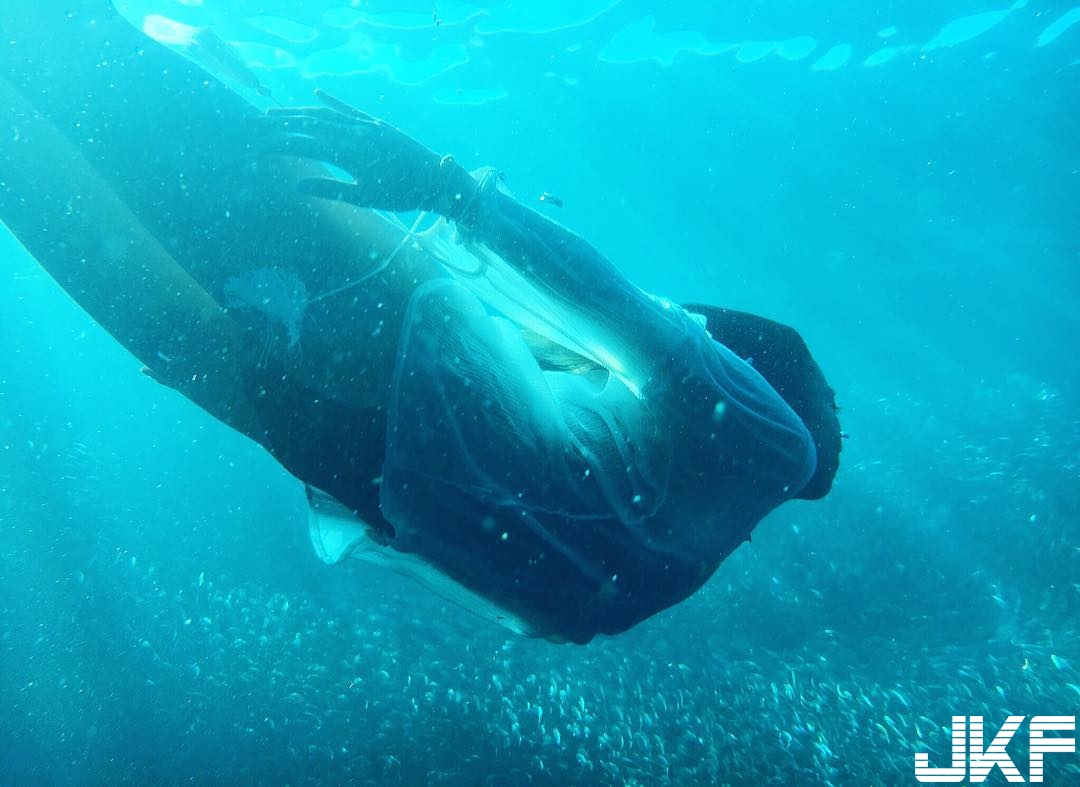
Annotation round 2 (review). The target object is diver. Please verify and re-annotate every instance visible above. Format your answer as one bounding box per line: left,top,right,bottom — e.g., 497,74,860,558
255,96,841,641
0,1,840,643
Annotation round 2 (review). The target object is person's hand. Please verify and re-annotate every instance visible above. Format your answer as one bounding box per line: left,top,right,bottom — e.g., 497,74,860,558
257,90,480,220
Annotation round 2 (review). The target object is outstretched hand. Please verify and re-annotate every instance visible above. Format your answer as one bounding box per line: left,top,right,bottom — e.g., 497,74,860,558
257,90,480,219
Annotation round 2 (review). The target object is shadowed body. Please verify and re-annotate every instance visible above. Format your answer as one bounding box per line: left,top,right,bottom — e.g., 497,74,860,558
1,1,840,642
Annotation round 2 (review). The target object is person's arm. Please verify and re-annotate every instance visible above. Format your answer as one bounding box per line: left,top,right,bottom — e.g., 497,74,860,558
260,97,694,392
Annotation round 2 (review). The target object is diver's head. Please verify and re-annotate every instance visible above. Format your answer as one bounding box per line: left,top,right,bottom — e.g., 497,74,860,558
684,304,841,500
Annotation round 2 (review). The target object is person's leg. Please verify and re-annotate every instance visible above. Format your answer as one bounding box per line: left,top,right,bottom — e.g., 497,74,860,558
0,71,260,439
0,4,435,529
0,1,443,411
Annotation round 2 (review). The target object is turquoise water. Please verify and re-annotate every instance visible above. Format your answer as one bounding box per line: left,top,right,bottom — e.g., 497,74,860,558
2,1,1078,783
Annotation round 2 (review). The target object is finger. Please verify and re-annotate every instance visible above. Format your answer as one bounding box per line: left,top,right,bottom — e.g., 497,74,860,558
255,121,384,162
250,131,340,163
265,105,325,117
244,129,315,160
263,89,373,122
257,108,374,130
298,176,427,213
315,89,377,122
296,178,373,206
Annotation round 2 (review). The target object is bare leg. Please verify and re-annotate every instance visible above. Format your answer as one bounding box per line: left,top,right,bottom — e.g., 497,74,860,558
0,72,260,439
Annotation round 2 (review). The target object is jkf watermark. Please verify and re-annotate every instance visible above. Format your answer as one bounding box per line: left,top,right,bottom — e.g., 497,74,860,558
915,715,1075,783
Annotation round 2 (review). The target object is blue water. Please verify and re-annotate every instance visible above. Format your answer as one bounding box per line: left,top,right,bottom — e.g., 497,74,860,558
2,1,1079,784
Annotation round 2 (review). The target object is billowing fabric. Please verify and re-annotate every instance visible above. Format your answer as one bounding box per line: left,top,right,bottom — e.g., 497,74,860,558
380,201,817,641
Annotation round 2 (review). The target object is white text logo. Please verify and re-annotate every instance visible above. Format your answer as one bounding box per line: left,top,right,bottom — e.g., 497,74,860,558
915,715,1075,783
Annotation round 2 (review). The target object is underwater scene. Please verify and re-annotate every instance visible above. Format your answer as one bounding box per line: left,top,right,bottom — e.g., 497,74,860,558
1,0,1078,784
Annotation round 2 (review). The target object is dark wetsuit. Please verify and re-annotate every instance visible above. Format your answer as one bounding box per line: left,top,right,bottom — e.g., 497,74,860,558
370,173,833,640
1,1,840,643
